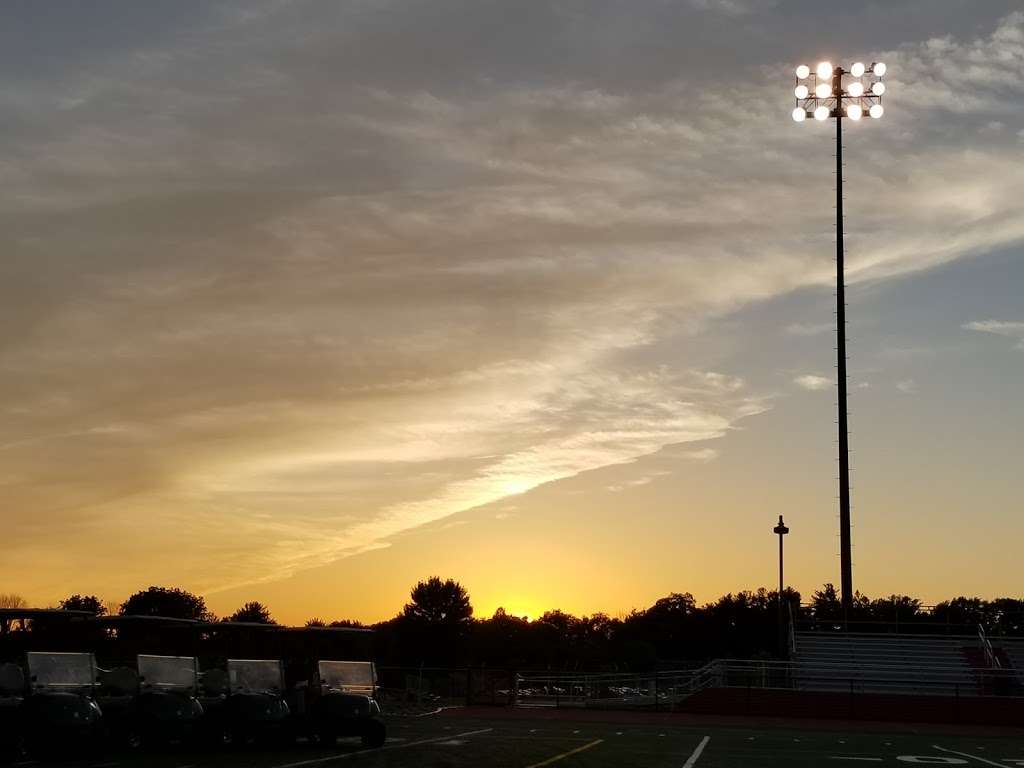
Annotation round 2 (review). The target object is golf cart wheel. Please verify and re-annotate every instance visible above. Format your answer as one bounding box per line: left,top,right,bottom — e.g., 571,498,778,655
0,735,28,765
360,720,386,749
273,727,295,748
124,726,144,752
317,730,337,747
213,727,234,749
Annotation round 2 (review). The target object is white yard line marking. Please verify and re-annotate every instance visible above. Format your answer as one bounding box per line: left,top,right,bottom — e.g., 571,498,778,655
934,746,1013,766
272,727,493,768
524,739,604,768
682,736,711,768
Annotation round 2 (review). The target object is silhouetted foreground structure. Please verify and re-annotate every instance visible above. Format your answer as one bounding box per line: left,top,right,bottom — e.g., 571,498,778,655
3,579,1024,727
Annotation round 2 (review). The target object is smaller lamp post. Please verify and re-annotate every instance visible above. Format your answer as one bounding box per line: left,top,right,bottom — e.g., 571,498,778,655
774,514,790,658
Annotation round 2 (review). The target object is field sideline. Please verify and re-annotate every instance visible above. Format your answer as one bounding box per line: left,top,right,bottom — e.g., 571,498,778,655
18,707,1024,768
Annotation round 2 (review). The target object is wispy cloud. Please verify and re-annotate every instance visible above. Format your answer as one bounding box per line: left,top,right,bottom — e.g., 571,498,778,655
896,379,918,395
785,322,832,337
964,320,1024,350
795,375,833,392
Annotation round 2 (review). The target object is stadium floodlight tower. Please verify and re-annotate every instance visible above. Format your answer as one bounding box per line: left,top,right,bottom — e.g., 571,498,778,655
792,59,886,616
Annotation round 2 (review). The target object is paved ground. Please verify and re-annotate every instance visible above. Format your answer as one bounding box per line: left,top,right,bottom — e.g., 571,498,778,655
17,710,1024,767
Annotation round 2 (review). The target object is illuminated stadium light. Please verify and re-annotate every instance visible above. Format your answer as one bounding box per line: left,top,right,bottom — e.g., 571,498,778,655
789,60,887,616
795,84,809,99
796,64,811,79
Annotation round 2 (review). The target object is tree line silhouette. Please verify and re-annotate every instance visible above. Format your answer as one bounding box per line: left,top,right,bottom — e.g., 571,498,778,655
4,579,1022,671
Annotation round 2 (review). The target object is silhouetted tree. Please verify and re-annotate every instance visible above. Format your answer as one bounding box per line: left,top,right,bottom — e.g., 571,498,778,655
120,586,213,621
984,598,1024,636
59,595,107,615
811,583,842,621
226,601,275,624
869,594,922,625
932,597,985,629
305,618,327,627
0,593,27,609
329,619,366,628
402,577,473,625
393,577,474,665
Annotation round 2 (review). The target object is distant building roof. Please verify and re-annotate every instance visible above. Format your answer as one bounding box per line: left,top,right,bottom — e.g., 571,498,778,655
0,608,92,619
92,614,200,626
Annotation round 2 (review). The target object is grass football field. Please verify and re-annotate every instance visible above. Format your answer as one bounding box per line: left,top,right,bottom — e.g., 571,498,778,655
23,709,1024,768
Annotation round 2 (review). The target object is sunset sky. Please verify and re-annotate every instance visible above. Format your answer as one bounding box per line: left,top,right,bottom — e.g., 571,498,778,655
2,1,1022,625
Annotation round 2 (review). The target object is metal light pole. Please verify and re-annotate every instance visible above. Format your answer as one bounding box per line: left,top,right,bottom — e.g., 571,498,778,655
774,514,789,657
792,60,886,616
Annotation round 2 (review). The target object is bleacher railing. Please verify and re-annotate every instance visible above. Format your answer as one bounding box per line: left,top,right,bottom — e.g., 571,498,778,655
512,658,1024,709
978,624,1002,670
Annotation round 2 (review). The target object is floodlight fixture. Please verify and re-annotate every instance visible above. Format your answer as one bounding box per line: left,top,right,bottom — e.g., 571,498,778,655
795,84,809,99
796,64,811,79
790,60,888,617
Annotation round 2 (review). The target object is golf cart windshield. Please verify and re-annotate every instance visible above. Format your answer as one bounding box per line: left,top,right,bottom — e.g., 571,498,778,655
318,660,376,694
138,654,198,691
26,652,96,691
227,659,284,694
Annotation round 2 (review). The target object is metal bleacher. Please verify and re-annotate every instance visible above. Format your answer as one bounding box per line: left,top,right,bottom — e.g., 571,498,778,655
793,632,994,696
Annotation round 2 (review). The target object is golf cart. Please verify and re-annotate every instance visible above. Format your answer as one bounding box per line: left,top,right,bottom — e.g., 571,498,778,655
21,651,103,756
96,655,204,748
288,660,386,748
202,659,291,746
